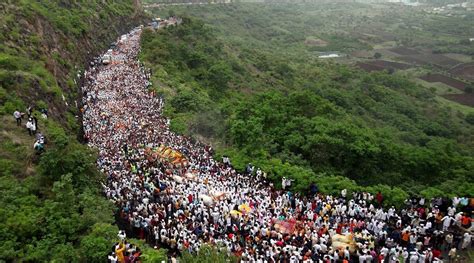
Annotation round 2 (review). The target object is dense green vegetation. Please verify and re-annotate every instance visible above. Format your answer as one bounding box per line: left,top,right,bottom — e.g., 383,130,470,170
157,2,473,55
0,1,472,261
1,120,115,261
0,1,166,261
0,0,139,117
149,2,474,111
142,4,474,206
180,245,238,263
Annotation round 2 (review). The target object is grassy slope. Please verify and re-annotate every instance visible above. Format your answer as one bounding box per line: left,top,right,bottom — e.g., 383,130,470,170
1,0,142,121
141,4,474,203
0,1,167,262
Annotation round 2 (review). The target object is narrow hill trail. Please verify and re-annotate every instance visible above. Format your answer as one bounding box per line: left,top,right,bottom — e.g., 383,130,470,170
144,2,230,9
81,25,473,262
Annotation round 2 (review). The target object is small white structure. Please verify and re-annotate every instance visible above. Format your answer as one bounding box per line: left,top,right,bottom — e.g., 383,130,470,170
318,53,340,58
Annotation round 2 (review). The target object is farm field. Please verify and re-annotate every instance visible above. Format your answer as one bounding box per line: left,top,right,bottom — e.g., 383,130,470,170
150,2,473,107
398,54,461,68
450,62,474,81
443,94,474,107
419,73,468,91
143,2,474,195
357,60,412,72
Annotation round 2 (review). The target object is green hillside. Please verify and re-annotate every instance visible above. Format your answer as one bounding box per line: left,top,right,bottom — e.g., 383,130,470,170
0,1,166,261
142,4,474,204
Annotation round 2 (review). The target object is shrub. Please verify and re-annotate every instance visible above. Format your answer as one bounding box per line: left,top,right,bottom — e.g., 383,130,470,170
80,223,118,262
180,244,237,263
127,239,168,263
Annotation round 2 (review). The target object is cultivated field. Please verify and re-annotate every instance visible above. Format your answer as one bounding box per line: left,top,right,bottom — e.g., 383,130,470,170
153,2,473,108
450,62,474,82
443,94,474,107
419,74,467,91
357,60,412,72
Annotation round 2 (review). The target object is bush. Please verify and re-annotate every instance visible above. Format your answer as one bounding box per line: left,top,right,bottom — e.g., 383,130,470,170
365,184,409,208
80,223,119,262
128,239,168,263
465,84,473,94
314,174,360,196
0,97,25,115
465,112,474,125
420,187,446,199
180,245,237,263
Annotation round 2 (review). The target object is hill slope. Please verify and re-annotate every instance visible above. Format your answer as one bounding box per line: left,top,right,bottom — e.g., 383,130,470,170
0,1,152,261
141,6,473,202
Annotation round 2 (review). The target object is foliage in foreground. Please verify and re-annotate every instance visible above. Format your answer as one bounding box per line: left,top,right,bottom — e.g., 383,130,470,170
180,245,238,263
0,120,114,261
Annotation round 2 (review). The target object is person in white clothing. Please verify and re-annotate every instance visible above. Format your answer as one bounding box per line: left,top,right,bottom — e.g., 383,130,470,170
461,232,471,250
107,252,118,263
26,118,35,136
13,109,22,126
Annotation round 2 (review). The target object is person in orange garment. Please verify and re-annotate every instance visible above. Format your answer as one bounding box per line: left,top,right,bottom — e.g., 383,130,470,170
115,242,126,263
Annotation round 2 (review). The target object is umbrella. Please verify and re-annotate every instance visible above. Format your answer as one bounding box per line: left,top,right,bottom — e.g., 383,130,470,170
239,204,252,213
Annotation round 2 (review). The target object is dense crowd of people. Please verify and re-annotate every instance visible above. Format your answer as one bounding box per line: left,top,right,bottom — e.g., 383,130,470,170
81,25,473,263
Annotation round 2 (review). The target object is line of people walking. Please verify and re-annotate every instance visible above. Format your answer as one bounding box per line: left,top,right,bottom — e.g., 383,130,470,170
13,106,48,153
81,25,473,263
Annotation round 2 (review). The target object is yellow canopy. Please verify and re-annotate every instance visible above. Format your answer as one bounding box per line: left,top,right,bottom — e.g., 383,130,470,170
239,203,252,213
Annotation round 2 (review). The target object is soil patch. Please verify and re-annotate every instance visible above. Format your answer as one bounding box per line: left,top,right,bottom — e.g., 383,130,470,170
304,37,328,47
419,74,467,91
399,54,460,68
356,60,411,72
389,47,420,55
443,94,474,107
357,62,383,72
449,62,474,82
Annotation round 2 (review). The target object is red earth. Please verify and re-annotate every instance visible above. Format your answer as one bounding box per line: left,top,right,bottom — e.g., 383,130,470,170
356,60,411,72
443,94,474,107
399,54,460,68
449,62,474,82
419,74,467,91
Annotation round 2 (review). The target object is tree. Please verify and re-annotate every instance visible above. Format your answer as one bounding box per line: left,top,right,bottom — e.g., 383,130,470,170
80,223,119,262
38,123,100,189
207,61,232,90
465,83,473,94
374,52,382,59
466,112,474,125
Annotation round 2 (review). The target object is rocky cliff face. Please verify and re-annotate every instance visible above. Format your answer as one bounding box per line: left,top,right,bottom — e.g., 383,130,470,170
0,1,147,125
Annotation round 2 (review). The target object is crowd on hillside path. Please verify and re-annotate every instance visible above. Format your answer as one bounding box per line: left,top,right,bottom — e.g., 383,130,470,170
13,106,48,153
81,25,473,263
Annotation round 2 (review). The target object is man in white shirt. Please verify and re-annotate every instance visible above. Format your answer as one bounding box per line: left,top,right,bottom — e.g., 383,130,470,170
26,118,35,136
14,109,22,126
402,248,409,262
344,247,350,260
442,216,454,231
447,206,456,217
341,189,347,198
108,252,118,263
462,232,471,250
409,251,419,263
